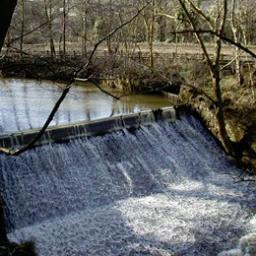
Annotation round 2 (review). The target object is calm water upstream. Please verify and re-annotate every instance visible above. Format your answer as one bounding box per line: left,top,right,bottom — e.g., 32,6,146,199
0,78,171,134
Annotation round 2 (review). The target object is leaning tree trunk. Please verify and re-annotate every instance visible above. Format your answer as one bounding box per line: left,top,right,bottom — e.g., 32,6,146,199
0,0,17,52
0,0,17,244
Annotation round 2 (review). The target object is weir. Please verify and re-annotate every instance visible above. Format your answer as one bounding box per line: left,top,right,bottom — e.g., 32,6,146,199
1,110,256,256
0,107,176,148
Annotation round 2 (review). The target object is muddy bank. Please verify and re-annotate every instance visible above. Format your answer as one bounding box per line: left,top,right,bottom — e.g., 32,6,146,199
0,55,88,82
0,55,182,94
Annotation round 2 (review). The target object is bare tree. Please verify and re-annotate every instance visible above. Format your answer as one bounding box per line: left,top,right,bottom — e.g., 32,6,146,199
44,0,56,56
63,0,67,56
230,0,242,84
175,0,235,155
0,2,151,156
81,0,89,55
0,0,17,248
0,0,17,52
19,0,25,56
142,0,156,68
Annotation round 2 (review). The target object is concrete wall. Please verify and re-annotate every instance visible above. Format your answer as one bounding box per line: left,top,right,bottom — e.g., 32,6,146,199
0,107,176,149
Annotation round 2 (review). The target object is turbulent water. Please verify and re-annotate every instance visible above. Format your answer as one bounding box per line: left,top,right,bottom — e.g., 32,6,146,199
1,114,256,256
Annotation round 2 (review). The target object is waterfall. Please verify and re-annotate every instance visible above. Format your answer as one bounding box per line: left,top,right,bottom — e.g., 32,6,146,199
1,113,256,256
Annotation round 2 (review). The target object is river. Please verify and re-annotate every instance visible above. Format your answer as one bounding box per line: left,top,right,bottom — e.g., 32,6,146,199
1,78,256,256
0,78,171,134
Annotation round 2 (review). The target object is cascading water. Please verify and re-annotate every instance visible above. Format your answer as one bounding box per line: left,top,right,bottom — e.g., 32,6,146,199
1,113,256,256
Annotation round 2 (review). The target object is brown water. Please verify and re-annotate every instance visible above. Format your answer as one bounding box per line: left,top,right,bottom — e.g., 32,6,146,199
0,78,171,134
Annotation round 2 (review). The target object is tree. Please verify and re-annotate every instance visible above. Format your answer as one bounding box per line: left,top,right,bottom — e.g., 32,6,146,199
0,1,151,156
20,0,25,56
44,0,56,56
230,0,241,84
141,0,156,68
0,0,17,52
81,0,89,55
0,0,17,248
175,0,235,155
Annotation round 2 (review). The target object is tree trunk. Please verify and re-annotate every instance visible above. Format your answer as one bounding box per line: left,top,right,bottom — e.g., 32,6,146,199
149,0,155,69
0,0,17,245
82,5,88,56
44,0,56,57
231,0,242,85
213,69,235,156
0,0,17,52
49,1,55,56
20,0,25,57
63,0,67,57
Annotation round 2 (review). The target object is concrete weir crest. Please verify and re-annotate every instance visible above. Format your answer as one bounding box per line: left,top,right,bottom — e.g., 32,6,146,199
0,107,176,149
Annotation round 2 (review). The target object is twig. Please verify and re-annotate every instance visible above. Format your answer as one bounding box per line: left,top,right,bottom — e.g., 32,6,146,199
176,0,215,75
186,0,214,29
219,55,238,71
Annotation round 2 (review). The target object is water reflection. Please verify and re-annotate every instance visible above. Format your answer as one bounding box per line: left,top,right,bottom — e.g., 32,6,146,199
0,78,171,134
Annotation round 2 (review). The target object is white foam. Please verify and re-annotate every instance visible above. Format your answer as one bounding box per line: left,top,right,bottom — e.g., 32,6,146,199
1,116,256,255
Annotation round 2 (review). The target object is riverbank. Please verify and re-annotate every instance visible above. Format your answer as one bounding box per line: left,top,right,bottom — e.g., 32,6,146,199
180,75,256,173
0,55,83,82
0,55,182,95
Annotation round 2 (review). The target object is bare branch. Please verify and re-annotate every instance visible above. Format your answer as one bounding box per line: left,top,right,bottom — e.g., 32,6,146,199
155,13,176,20
0,2,152,156
6,3,79,46
176,0,215,74
219,55,238,71
75,2,151,76
186,0,214,29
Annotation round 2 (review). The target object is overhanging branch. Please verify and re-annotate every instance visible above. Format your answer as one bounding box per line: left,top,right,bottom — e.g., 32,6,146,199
0,2,152,156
